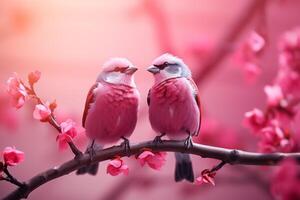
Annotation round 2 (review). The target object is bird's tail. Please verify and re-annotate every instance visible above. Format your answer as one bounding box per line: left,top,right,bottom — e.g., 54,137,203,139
174,153,194,182
76,140,102,176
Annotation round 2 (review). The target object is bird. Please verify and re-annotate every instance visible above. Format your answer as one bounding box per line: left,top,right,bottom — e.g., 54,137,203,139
76,58,140,175
147,53,201,182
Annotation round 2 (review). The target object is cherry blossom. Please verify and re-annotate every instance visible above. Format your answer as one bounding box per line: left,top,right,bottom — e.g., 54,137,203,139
258,125,295,153
245,29,300,154
137,150,166,170
56,119,78,150
28,70,41,85
278,28,300,71
6,74,28,109
264,85,284,107
248,31,265,53
276,67,300,100
33,103,51,122
244,108,266,132
49,100,57,112
195,169,216,186
2,147,25,166
234,31,265,82
106,157,129,176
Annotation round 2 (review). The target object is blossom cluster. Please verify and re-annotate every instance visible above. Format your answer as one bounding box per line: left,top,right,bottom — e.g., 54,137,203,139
234,31,266,82
4,71,171,178
0,147,25,179
244,28,300,153
106,150,167,176
6,71,80,150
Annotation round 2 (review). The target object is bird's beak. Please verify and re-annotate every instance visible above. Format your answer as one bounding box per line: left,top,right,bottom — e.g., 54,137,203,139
147,66,160,74
125,67,138,75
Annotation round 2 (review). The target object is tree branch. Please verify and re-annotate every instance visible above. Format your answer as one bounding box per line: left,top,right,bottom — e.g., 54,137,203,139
2,166,25,188
4,140,300,200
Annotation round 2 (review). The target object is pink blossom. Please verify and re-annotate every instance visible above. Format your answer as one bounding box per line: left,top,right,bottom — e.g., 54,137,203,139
244,108,266,132
28,70,41,85
33,103,51,122
2,147,25,166
248,31,265,53
279,28,300,71
195,169,216,186
233,31,265,82
271,159,300,200
49,100,57,112
264,85,284,107
137,150,166,170
56,119,78,150
237,31,265,61
6,74,28,109
259,125,295,153
276,67,300,100
106,157,129,176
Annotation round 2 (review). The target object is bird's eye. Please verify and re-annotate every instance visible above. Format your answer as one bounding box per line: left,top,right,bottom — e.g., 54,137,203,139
111,67,120,72
113,66,129,73
163,62,169,66
120,66,129,73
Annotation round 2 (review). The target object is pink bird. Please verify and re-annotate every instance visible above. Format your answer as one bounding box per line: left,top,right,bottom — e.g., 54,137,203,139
77,58,140,175
147,53,201,182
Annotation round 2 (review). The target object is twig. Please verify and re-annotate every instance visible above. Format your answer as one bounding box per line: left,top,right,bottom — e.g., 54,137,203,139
2,166,25,188
25,83,82,157
3,140,300,200
210,160,227,172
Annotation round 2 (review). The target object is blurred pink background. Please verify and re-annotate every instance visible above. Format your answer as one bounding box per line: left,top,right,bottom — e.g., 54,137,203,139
1,0,300,199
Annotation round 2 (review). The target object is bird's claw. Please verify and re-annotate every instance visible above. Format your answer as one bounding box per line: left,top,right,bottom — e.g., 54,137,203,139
121,137,131,156
152,133,165,145
87,146,96,162
184,135,193,149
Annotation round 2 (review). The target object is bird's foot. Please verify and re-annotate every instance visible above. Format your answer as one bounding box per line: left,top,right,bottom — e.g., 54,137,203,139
152,133,165,145
87,140,96,162
121,137,131,156
184,135,193,149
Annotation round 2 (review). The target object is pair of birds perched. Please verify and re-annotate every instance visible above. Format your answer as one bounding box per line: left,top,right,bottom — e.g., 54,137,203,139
76,53,201,183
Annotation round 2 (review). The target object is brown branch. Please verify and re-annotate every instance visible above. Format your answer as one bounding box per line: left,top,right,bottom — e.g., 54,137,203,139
2,166,25,188
4,140,300,200
210,160,227,172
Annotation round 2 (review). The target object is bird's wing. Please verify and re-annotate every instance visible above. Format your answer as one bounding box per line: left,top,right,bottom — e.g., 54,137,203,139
82,83,99,127
147,89,151,106
187,78,202,136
